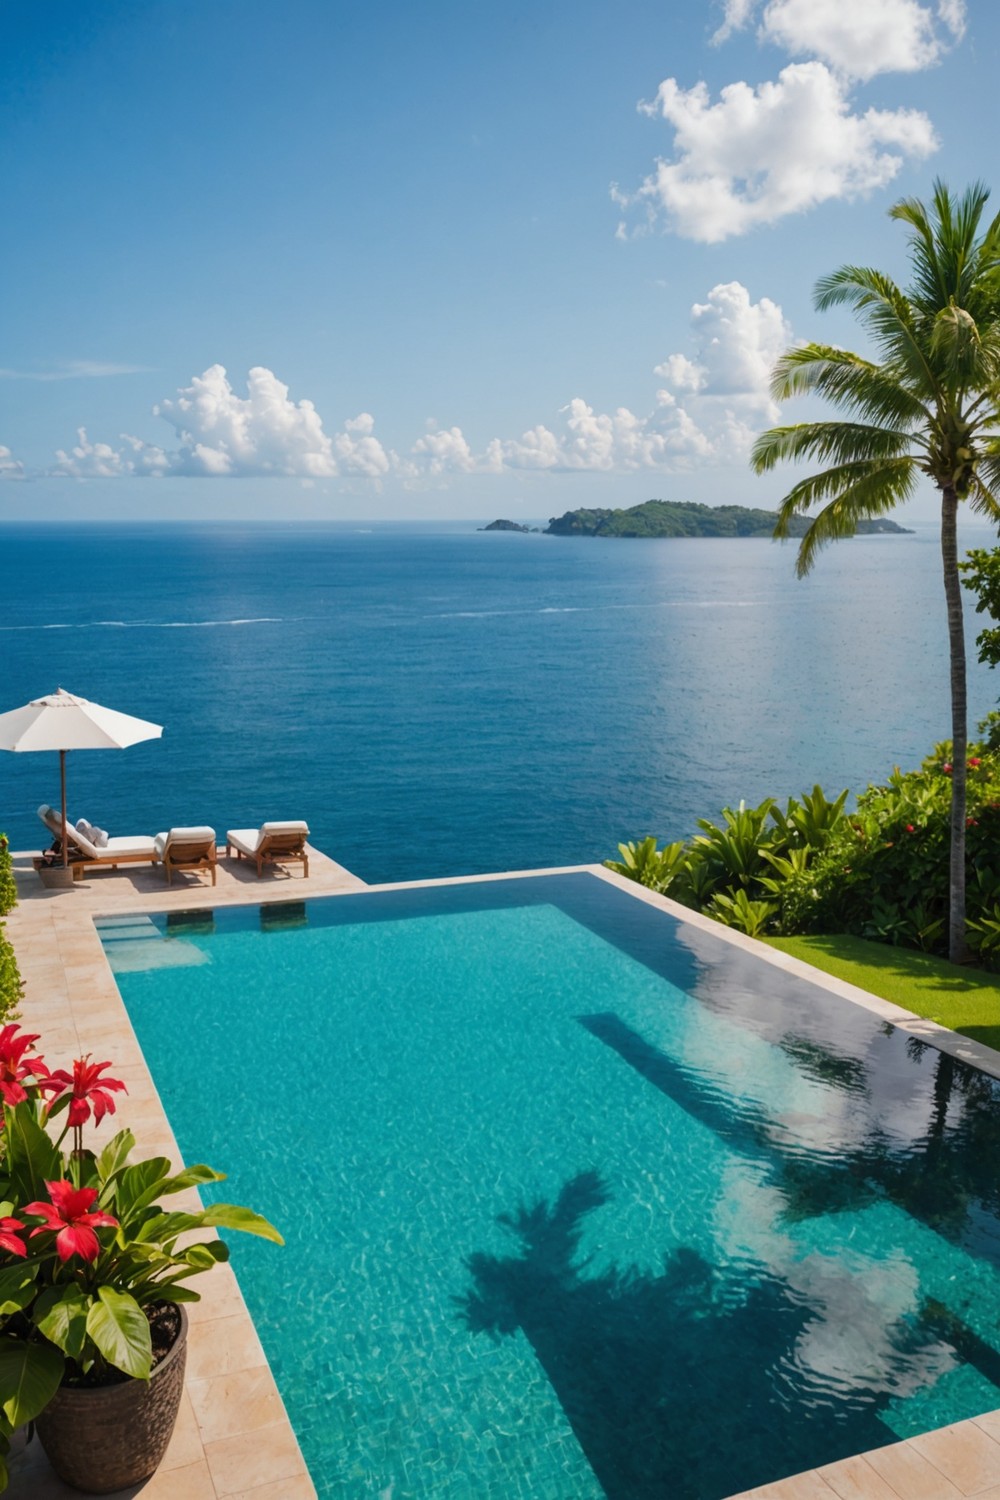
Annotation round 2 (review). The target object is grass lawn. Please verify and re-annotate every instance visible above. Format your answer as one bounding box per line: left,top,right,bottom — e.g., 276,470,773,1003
763,933,1000,1054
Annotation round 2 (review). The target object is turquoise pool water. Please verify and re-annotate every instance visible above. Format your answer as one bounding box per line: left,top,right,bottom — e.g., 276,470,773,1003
98,875,1000,1499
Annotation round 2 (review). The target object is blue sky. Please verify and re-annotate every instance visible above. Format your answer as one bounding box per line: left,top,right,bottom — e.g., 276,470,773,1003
2,0,997,521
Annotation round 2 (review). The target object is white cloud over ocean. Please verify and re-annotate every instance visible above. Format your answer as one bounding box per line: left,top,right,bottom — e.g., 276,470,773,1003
615,0,957,242
0,446,24,479
45,282,790,484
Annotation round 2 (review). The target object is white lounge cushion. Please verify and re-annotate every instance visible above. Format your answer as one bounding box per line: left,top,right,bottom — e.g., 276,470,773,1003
40,805,98,857
227,822,309,856
154,827,216,857
38,804,154,861
98,836,158,859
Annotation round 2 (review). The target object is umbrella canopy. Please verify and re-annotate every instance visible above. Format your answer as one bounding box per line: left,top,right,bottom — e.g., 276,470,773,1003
0,689,162,868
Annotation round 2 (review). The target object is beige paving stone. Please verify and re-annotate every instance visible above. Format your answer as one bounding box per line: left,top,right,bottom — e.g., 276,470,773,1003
204,1419,310,1496
185,1265,247,1325
862,1440,965,1499
911,1421,1000,1494
133,1458,219,1497
186,1314,267,1381
160,1392,205,1472
819,1452,936,1499
226,1475,318,1500
729,1471,839,1498
189,1366,288,1444
976,1412,1000,1447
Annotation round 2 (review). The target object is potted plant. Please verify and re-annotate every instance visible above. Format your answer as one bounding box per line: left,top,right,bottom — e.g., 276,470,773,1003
0,1024,283,1493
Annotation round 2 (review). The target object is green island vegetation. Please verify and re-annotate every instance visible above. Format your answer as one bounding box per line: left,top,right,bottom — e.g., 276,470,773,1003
604,720,1000,973
543,499,911,538
0,835,21,1023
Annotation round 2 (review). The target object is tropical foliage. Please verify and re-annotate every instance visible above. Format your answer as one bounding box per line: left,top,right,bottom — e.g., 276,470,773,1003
751,181,1000,963
0,1027,282,1491
605,735,1000,968
0,841,14,921
961,547,1000,668
0,840,21,1027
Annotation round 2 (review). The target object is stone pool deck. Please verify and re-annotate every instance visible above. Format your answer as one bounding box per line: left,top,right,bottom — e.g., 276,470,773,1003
6,853,1000,1499
4,842,364,1500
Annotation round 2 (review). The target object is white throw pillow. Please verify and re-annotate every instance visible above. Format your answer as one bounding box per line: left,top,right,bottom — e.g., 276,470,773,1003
91,827,109,848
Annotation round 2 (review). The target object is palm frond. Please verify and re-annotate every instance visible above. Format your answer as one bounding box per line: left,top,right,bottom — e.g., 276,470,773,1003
814,270,940,394
968,474,1000,524
892,181,993,310
775,461,918,577
930,303,986,386
814,265,905,313
976,453,1000,498
770,345,931,426
751,422,914,475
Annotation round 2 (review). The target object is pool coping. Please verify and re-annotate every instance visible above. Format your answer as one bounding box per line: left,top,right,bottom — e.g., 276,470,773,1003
7,853,1000,1499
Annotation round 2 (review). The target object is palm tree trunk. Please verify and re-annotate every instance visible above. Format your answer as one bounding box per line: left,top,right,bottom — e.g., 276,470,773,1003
941,484,969,963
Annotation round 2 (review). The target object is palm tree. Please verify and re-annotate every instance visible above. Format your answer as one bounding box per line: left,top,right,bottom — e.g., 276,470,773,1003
752,181,1000,964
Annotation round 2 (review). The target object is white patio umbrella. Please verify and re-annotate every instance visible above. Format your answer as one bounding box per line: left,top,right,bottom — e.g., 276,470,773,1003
0,689,162,868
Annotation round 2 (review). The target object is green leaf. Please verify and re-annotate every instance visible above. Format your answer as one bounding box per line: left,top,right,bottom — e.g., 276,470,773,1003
115,1159,171,1223
96,1129,135,1185
86,1289,151,1380
182,1243,225,1270
3,1106,60,1203
0,1339,64,1427
34,1286,90,1362
129,1210,201,1245
159,1164,226,1194
202,1205,284,1244
0,1263,39,1317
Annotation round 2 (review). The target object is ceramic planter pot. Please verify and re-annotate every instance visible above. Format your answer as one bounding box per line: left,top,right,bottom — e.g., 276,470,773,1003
35,1305,188,1494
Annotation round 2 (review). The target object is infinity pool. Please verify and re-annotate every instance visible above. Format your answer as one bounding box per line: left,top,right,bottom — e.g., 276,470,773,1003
97,874,1000,1499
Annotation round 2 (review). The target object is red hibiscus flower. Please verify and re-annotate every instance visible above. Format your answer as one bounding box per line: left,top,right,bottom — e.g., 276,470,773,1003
0,1024,47,1107
43,1056,126,1128
968,757,982,769
942,762,953,774
905,824,915,833
0,1217,26,1258
25,1181,118,1263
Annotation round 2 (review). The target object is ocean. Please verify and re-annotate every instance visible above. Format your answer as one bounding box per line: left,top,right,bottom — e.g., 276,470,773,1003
0,520,996,884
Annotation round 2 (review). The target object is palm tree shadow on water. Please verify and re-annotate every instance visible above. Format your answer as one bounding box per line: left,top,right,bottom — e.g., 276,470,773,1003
456,1171,896,1500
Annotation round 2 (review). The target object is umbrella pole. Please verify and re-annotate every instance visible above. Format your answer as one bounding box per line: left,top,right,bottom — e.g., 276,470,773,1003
60,749,68,868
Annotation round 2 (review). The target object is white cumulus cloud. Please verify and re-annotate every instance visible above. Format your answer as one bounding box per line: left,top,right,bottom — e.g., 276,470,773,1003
617,62,937,242
0,445,24,479
407,282,790,476
50,366,394,482
154,365,339,478
47,293,791,485
716,0,966,81
53,429,136,479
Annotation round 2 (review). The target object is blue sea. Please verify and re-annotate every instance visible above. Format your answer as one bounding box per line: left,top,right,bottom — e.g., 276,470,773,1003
0,521,997,882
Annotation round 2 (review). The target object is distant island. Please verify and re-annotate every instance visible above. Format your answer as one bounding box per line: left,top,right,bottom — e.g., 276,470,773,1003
478,519,540,533
542,500,913,539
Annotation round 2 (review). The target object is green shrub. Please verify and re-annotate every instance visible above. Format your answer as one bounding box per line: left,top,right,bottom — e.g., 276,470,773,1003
0,925,22,1023
605,836,687,894
606,735,1000,969
0,835,22,1020
0,835,15,918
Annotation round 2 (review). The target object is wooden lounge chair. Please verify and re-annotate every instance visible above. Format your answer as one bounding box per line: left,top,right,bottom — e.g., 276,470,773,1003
37,804,159,882
225,821,310,878
153,827,218,886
